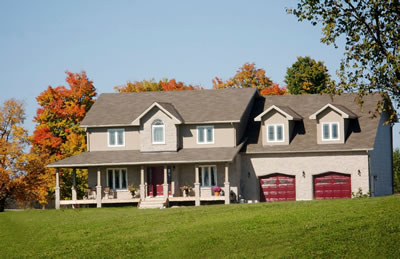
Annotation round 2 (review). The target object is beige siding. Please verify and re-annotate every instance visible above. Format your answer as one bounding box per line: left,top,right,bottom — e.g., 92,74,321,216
316,108,345,144
240,152,370,202
88,127,140,151
88,166,141,199
180,123,235,148
370,112,393,196
140,107,178,152
261,110,289,146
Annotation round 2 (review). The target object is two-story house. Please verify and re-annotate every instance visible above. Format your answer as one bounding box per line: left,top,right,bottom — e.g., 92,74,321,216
49,88,395,208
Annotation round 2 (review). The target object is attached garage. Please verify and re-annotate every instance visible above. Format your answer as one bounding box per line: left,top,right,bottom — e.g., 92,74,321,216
314,173,351,200
259,174,296,202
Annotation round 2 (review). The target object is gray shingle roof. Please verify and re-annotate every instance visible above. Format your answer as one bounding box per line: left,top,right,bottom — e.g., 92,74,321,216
242,93,384,153
48,146,242,168
80,88,257,127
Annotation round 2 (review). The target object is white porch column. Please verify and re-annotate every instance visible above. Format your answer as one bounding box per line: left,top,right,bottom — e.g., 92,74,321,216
140,166,145,200
96,168,102,208
194,165,200,206
71,169,77,202
224,163,230,205
55,169,60,209
163,166,169,199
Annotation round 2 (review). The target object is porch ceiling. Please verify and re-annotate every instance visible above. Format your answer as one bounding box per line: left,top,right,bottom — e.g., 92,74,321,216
47,145,242,168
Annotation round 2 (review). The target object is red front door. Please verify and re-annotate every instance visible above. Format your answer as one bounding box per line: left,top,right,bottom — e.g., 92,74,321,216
147,167,164,196
259,174,296,202
314,173,351,200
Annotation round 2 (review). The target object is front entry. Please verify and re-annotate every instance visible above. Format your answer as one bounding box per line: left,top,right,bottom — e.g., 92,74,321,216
147,167,164,197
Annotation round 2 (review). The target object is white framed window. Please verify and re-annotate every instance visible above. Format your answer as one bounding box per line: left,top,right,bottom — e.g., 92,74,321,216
197,126,214,144
152,119,165,144
199,165,217,187
107,168,128,190
108,128,125,147
322,122,340,141
266,124,284,142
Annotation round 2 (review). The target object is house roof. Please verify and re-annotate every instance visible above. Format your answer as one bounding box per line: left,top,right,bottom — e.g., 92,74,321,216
47,145,242,168
254,105,303,121
309,103,358,120
242,93,384,154
80,88,258,127
132,102,183,126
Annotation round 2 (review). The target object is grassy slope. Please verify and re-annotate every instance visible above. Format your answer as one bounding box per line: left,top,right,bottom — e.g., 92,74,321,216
0,196,399,258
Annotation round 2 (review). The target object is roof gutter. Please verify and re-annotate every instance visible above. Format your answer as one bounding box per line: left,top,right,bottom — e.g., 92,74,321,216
243,148,373,155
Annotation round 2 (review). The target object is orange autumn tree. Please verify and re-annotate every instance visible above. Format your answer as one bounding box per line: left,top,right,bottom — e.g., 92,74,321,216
0,99,29,212
114,78,201,93
30,71,97,203
213,63,287,96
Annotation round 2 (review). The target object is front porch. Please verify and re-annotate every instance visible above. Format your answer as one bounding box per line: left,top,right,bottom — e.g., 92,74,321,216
55,163,236,209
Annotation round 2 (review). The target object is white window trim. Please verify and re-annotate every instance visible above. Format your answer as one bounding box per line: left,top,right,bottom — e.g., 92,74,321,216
199,165,217,187
107,128,125,147
197,126,215,144
106,168,128,190
321,122,340,141
266,124,284,143
152,122,165,144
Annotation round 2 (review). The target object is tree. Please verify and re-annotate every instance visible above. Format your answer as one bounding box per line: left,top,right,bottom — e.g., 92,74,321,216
285,56,332,94
0,99,29,212
30,71,97,203
394,148,400,193
288,0,400,122
114,78,200,93
213,63,287,96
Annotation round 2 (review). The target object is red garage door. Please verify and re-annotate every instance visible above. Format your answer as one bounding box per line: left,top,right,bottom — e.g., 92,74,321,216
314,173,351,200
260,174,296,202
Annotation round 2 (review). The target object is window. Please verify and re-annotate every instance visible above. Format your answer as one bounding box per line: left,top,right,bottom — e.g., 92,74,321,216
322,122,339,141
108,129,124,147
199,165,217,187
152,119,165,144
266,124,284,142
107,168,128,190
197,126,214,144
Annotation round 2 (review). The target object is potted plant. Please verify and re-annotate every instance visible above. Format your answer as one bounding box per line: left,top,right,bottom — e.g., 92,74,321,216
212,186,222,196
180,185,193,197
128,185,138,198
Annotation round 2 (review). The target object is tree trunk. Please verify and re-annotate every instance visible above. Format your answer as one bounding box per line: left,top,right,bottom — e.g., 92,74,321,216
0,198,5,212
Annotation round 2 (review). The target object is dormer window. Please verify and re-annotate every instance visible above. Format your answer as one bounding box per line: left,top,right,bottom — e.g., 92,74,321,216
108,129,124,147
267,124,284,142
152,119,165,144
197,126,214,144
322,122,339,141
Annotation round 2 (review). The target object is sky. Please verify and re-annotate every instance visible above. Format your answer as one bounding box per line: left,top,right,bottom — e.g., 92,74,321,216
0,0,399,149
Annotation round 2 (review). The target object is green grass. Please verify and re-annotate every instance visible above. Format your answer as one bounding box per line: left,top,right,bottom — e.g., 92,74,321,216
1,196,400,258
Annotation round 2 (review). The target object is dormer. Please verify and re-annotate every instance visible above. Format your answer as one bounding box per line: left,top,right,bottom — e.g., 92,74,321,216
309,103,357,144
132,102,183,152
255,105,302,146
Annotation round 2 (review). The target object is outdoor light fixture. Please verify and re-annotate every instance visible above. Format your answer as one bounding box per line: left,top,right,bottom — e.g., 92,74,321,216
248,172,251,178
358,169,361,176
302,171,306,178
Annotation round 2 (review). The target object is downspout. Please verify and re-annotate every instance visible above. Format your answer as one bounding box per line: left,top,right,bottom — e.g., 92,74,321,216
391,124,394,194
86,127,90,152
231,122,237,146
367,150,374,197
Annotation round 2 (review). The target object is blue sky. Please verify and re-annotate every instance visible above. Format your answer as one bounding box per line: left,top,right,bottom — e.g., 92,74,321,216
0,0,398,148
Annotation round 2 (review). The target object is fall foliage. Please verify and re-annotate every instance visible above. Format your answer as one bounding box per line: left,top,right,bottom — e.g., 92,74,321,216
30,71,97,203
213,63,287,96
0,99,29,212
114,78,201,93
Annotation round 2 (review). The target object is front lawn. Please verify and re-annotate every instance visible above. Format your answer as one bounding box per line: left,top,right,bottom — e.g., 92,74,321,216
1,196,399,258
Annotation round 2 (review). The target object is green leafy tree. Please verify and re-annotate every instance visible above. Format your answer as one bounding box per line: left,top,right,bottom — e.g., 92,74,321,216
288,0,400,122
285,56,332,94
394,148,400,193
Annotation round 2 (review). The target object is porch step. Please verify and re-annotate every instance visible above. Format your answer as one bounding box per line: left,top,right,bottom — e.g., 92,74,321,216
138,197,167,209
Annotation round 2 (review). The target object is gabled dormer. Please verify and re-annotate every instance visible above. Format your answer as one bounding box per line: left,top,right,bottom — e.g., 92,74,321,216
132,102,183,152
309,103,357,144
254,105,302,146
